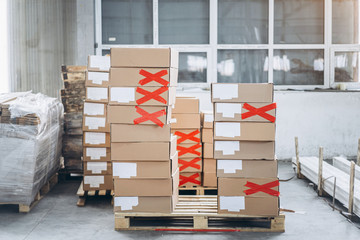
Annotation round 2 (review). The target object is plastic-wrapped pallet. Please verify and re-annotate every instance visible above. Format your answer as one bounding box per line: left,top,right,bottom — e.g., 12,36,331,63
0,92,63,205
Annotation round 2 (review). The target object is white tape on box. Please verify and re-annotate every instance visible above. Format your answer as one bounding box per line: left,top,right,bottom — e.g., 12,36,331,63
217,103,242,118
217,160,243,173
84,176,104,188
114,197,139,210
85,116,106,130
86,147,107,160
88,72,109,85
215,122,240,138
113,162,137,178
87,87,108,101
86,162,108,174
89,55,110,71
213,84,238,100
219,196,245,212
84,102,105,116
214,141,240,155
85,132,106,145
110,87,135,103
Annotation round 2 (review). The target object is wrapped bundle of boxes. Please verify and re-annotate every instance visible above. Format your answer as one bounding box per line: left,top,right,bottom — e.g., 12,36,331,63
212,83,279,216
109,48,179,213
171,97,202,188
82,55,113,191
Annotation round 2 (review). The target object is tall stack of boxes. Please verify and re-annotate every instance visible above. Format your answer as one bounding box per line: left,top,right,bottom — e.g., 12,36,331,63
82,56,113,191
109,48,179,213
171,97,202,188
212,83,279,216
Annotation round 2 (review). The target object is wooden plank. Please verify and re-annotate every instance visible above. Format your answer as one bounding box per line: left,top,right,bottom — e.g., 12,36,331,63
349,161,355,214
99,190,106,196
318,147,324,196
77,197,86,207
193,216,208,229
88,191,96,196
295,137,302,178
77,181,85,196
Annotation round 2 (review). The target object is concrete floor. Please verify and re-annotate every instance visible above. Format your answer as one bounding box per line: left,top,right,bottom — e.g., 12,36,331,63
0,162,359,240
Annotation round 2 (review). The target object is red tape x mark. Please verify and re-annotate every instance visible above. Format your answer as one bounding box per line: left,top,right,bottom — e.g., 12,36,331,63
136,86,168,105
139,69,169,86
179,158,201,171
133,106,166,127
241,103,276,122
174,129,200,144
179,173,201,186
243,180,280,197
177,144,201,157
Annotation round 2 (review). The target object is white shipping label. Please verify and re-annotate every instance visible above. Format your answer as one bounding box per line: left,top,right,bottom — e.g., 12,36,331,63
88,72,109,85
86,147,107,160
204,114,214,122
84,102,105,116
170,118,177,123
85,117,106,130
215,122,241,138
87,87,108,101
217,103,242,118
215,141,240,155
84,176,104,188
114,197,139,211
85,132,106,145
219,196,245,212
113,162,137,178
86,162,108,174
213,84,238,100
110,87,135,103
217,160,243,173
89,55,110,71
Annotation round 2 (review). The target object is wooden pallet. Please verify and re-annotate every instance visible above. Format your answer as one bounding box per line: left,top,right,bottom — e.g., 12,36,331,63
0,173,58,213
76,181,113,206
115,195,285,232
179,186,217,195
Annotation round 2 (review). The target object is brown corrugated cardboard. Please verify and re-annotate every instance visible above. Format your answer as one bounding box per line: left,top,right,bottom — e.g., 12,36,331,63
178,157,202,173
214,141,275,160
211,83,273,103
171,129,201,144
214,102,276,122
85,87,108,103
203,172,217,187
83,162,112,175
172,97,199,114
203,143,213,159
201,128,213,143
83,147,111,162
111,124,171,142
86,71,109,87
111,48,178,68
217,159,278,178
110,67,178,87
171,152,179,176
87,55,110,72
109,86,176,106
201,112,214,129
214,122,275,141
83,132,110,147
218,178,279,197
113,196,174,213
177,143,202,158
83,174,113,191
203,158,216,173
82,116,110,132
171,114,201,129
83,102,107,117
112,161,172,179
114,178,173,196
179,172,202,187
108,105,171,126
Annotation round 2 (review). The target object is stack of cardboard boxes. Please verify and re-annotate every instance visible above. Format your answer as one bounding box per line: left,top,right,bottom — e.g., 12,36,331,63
212,83,279,216
109,48,179,213
82,56,113,191
171,97,202,188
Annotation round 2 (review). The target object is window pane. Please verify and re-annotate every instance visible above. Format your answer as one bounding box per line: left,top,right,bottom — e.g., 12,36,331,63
334,52,360,83
217,50,268,83
218,0,268,44
101,0,153,44
274,0,324,44
273,49,324,85
102,50,110,56
159,0,209,44
333,0,359,44
179,53,207,83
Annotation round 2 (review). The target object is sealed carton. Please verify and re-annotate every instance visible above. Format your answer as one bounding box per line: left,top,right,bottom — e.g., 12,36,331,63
87,55,110,72
111,124,171,142
83,147,111,162
85,87,108,103
201,112,213,129
179,172,202,187
172,97,199,114
172,129,201,144
83,102,107,117
178,157,202,173
82,116,110,132
83,132,110,147
203,172,217,187
201,128,213,143
214,122,275,141
83,174,113,191
217,159,278,178
177,143,202,158
86,71,109,87
171,114,201,129
214,141,275,160
203,158,216,173
203,143,213,159
83,162,112,175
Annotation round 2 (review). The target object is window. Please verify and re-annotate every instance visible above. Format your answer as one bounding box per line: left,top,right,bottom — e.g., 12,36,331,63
96,0,360,89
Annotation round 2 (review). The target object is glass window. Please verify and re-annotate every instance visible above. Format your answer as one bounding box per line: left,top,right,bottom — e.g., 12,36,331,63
178,53,207,83
159,0,209,44
217,50,268,83
218,0,268,44
273,49,324,85
332,0,359,44
334,52,360,82
101,0,153,44
102,49,110,56
274,0,324,44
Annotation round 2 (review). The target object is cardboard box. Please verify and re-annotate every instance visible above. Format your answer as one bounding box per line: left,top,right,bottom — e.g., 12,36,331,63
214,141,275,160
178,157,202,173
108,105,172,127
83,174,113,191
82,116,110,132
109,86,176,106
177,143,202,158
214,122,275,141
218,178,279,197
83,132,110,147
201,112,213,129
203,143,213,159
203,158,216,173
83,102,107,117
171,129,201,144
171,114,201,129
113,161,172,179
86,71,109,87
114,196,175,213
179,172,202,187
111,124,171,142
111,48,178,68
214,102,276,122
202,128,213,143
87,55,110,72
211,83,273,103
217,159,278,178
85,87,108,103
172,97,199,114
110,67,178,87
83,147,111,162
83,162,112,175
203,172,217,187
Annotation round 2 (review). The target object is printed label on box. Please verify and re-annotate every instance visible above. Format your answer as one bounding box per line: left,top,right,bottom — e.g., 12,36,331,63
215,122,241,138
215,141,240,155
213,84,238,100
85,132,106,145
87,87,108,101
110,87,135,103
219,196,245,212
114,197,139,210
86,147,107,160
84,102,105,116
87,162,107,174
88,72,109,85
85,116,106,130
89,55,110,71
84,176,104,188
113,162,137,178
217,103,242,118
217,160,243,173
